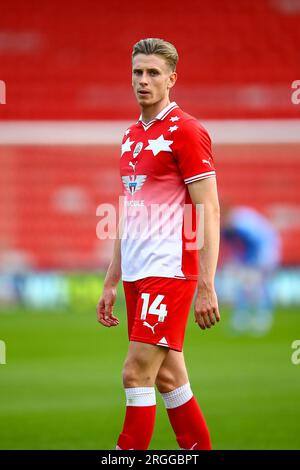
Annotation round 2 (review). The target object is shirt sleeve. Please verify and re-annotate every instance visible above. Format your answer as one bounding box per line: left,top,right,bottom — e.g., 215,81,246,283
174,119,216,184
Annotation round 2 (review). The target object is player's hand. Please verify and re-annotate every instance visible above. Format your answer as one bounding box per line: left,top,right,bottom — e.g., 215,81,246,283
96,285,119,328
194,282,220,330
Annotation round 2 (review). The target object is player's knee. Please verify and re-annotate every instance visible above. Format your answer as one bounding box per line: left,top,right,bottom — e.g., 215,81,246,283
155,369,177,393
122,367,139,388
122,357,152,388
156,365,189,393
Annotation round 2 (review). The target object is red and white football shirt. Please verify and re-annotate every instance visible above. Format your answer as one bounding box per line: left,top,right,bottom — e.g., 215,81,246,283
120,101,216,282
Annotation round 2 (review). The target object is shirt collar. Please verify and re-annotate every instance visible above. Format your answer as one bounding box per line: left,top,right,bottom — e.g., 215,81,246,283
138,101,178,124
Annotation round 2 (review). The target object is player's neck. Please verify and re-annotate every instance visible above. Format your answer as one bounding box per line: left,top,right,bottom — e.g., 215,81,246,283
140,97,170,124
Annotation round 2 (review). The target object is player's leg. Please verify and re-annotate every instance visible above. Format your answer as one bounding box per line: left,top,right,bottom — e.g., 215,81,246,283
117,341,168,450
117,276,196,450
123,340,169,388
156,350,212,450
155,348,189,392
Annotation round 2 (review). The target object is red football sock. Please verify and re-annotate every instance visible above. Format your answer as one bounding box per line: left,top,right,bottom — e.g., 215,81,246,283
161,383,212,450
116,387,156,450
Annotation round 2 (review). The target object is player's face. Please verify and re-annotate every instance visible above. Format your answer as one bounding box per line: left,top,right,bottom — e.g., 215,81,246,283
132,54,177,108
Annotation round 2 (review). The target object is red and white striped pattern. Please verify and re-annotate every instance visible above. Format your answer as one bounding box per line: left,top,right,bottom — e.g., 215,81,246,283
184,170,216,184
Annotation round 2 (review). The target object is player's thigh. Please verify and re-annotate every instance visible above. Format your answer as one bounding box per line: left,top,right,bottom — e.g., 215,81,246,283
156,349,189,392
125,340,169,376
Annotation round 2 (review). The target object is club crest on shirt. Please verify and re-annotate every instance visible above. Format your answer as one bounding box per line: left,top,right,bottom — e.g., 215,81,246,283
133,142,143,158
122,175,147,195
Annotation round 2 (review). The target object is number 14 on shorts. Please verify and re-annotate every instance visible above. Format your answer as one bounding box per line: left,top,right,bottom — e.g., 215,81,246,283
140,293,168,323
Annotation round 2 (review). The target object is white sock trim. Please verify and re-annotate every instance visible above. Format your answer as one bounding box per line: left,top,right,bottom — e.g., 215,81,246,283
161,382,193,409
125,387,156,407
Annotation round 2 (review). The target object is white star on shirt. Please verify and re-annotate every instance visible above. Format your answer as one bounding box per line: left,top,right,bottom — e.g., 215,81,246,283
169,125,178,133
145,135,173,156
170,116,180,122
121,138,135,156
124,129,130,135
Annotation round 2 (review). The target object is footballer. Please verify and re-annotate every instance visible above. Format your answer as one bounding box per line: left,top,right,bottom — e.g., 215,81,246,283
96,38,220,450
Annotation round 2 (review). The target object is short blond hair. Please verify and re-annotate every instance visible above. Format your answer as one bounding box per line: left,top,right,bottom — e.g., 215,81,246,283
132,38,179,71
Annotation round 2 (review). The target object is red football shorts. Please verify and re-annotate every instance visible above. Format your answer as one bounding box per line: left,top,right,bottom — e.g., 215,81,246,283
123,277,197,352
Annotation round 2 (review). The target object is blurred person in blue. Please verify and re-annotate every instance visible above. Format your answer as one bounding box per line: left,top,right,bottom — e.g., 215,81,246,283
220,203,281,335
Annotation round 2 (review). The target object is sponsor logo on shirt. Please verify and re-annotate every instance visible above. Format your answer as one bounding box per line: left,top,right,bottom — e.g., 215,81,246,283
125,199,144,207
122,175,147,195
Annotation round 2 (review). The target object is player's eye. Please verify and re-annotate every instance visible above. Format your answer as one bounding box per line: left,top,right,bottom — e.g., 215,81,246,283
150,70,159,76
133,70,142,75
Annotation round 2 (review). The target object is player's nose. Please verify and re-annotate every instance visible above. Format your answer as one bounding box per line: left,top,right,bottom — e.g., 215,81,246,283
139,72,149,85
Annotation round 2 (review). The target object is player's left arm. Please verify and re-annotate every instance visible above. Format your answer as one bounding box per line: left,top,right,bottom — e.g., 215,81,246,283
188,177,221,330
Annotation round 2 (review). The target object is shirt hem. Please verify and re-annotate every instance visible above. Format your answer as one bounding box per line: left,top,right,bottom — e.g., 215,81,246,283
122,272,198,282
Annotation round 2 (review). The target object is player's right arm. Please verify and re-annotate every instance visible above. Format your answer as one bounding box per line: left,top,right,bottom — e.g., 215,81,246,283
96,218,122,328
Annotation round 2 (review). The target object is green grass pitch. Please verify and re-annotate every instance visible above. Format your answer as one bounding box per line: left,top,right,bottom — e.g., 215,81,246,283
0,281,300,450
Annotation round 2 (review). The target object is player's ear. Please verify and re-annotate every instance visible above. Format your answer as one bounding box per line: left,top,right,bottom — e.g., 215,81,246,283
167,71,177,90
